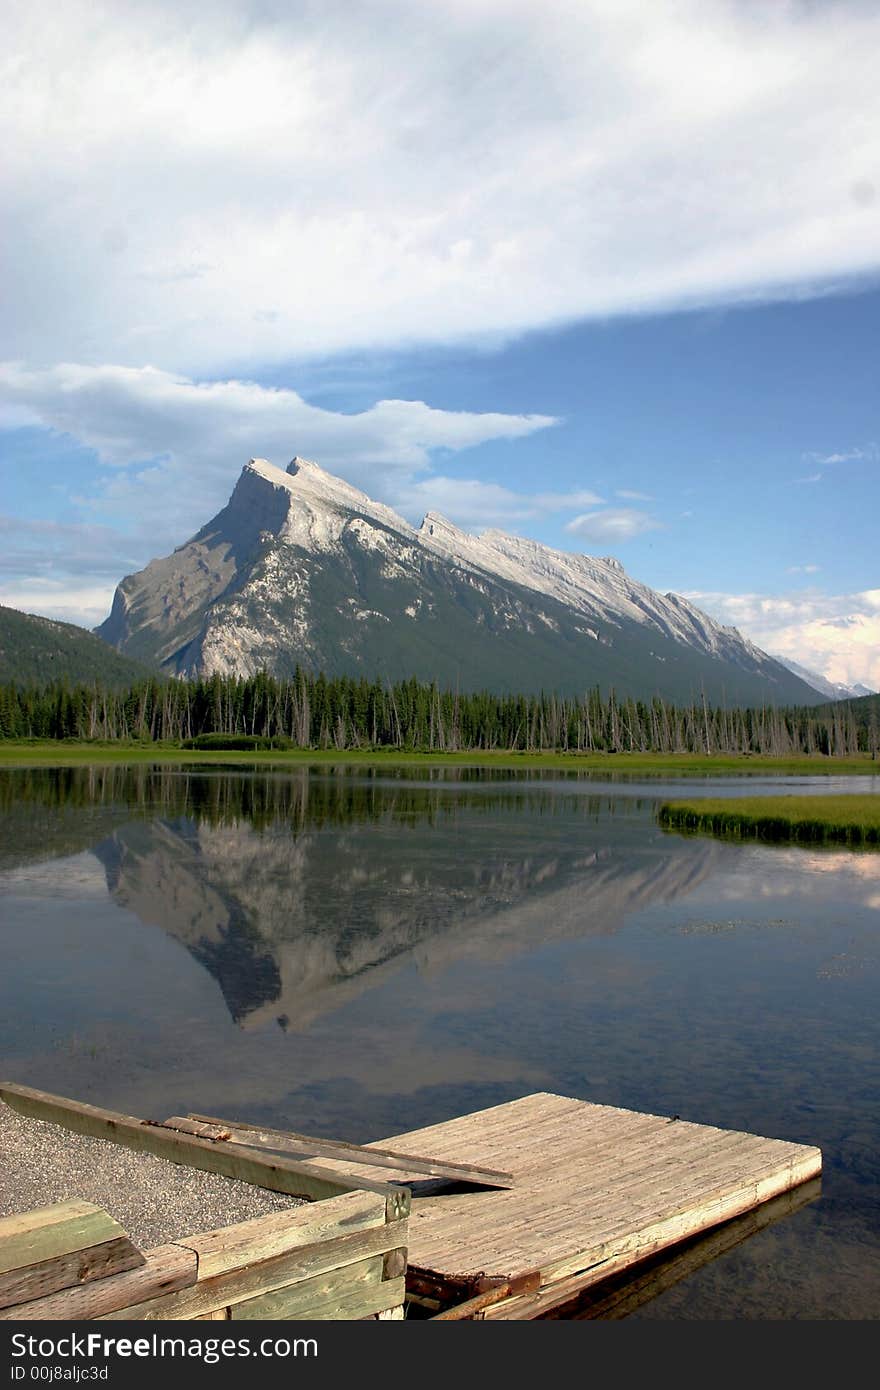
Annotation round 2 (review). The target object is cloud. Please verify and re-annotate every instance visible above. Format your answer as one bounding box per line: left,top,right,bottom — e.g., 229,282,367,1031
0,360,558,535
3,0,880,370
615,489,654,502
786,564,820,574
0,360,574,616
684,587,880,690
397,478,604,531
804,445,878,466
0,363,555,472
0,578,116,631
0,513,140,579
565,508,661,542
0,512,149,627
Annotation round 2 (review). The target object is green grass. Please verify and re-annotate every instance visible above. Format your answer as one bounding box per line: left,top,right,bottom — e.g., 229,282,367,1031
0,740,875,775
659,795,880,847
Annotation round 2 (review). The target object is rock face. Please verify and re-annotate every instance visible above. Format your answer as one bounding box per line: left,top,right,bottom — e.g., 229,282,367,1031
97,456,819,704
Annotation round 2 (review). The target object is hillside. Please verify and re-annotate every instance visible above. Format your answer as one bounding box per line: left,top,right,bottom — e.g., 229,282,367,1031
812,690,880,735
0,605,158,688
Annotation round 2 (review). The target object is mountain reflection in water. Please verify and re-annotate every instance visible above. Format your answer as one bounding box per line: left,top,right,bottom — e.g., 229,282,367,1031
0,763,721,1029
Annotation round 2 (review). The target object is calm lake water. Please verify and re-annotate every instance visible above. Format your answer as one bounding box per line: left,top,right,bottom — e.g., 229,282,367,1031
1,763,879,1319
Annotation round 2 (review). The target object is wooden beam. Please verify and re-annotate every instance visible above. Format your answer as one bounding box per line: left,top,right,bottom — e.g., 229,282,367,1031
1,1238,147,1312
100,1224,408,1321
0,1201,142,1277
228,1255,400,1321
175,1191,388,1280
234,1274,406,1322
0,1083,403,1204
181,1113,514,1188
0,1245,197,1321
0,1202,146,1310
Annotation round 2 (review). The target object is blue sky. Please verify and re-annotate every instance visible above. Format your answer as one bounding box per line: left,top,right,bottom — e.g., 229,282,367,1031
1,0,878,687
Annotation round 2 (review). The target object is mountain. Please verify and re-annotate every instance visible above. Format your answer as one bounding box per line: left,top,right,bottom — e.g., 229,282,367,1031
96,456,820,705
773,656,875,703
0,604,157,688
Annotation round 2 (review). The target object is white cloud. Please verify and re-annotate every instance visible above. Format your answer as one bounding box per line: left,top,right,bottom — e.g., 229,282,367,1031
565,508,661,542
684,587,880,691
786,564,820,574
0,579,116,631
615,489,653,502
397,478,604,531
0,361,558,536
805,445,878,466
0,363,554,472
0,511,148,627
3,0,880,370
0,361,582,616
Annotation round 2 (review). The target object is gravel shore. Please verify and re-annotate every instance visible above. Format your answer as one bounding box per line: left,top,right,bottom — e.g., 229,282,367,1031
0,1103,305,1251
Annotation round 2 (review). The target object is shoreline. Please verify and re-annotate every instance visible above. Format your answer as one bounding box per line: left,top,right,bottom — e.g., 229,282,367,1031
0,742,875,775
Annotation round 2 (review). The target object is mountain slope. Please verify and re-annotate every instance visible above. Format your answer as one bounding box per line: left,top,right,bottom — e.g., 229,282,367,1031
0,604,158,688
97,457,820,705
774,656,875,702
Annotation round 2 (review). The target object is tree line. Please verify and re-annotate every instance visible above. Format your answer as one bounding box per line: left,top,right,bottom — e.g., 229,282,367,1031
1,669,876,757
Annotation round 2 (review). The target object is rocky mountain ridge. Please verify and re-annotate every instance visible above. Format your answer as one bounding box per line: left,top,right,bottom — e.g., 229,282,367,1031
96,456,820,705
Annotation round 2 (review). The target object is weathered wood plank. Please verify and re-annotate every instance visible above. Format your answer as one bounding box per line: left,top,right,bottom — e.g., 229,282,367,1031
0,1201,142,1276
275,1275,405,1322
0,1244,197,1321
482,1170,821,1320
0,1237,146,1311
536,1178,821,1320
0,1083,400,1203
479,1162,822,1315
183,1113,514,1188
161,1118,231,1142
227,1256,392,1317
414,1142,814,1279
180,1191,388,1280
100,1223,408,1321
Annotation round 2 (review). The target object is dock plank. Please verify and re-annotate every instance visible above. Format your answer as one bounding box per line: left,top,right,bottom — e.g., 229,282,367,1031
354,1093,821,1312
178,1113,514,1188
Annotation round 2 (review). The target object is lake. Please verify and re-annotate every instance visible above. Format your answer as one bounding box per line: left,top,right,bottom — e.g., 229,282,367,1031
1,762,878,1318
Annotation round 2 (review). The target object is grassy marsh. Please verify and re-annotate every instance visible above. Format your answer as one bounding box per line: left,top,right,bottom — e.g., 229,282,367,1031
659,794,880,846
0,741,876,775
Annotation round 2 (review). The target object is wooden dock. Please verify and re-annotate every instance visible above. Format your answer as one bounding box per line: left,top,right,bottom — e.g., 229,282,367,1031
0,1084,822,1320
307,1092,822,1318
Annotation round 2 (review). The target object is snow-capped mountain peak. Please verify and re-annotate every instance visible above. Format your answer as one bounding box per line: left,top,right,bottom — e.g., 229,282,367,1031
96,455,822,705
238,456,417,554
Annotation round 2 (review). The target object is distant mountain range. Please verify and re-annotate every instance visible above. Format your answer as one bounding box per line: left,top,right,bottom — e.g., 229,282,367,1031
773,656,875,703
0,604,154,688
95,456,823,705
